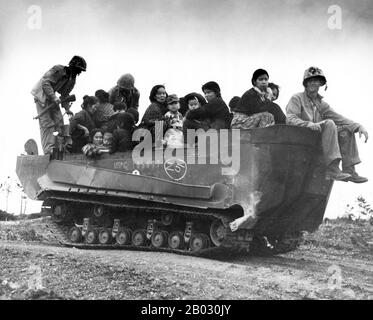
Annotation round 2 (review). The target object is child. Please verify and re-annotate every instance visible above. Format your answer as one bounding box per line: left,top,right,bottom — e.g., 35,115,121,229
268,83,280,102
184,93,210,127
228,96,241,112
103,132,113,150
186,95,201,111
163,94,184,148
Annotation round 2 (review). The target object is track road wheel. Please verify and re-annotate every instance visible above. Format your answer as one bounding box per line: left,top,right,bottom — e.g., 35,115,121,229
151,230,169,248
85,228,98,244
132,229,147,247
168,231,185,250
189,233,210,253
68,226,82,243
116,228,132,245
210,219,226,247
53,204,68,223
99,228,113,244
93,205,104,218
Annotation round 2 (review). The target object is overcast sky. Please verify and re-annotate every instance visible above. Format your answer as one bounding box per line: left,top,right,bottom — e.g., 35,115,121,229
0,0,372,216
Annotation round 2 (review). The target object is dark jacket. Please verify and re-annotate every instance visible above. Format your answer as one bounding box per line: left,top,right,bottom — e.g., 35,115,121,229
69,110,96,153
141,102,168,128
235,88,286,124
108,86,140,110
105,111,137,133
31,65,76,105
185,97,231,129
111,129,134,153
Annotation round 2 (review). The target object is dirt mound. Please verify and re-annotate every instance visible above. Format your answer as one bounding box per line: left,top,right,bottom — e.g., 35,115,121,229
303,218,373,256
0,217,68,243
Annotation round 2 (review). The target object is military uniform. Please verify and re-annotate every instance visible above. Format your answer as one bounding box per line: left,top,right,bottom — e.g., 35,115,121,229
286,66,367,183
108,86,140,110
108,74,140,110
32,65,76,154
286,91,361,168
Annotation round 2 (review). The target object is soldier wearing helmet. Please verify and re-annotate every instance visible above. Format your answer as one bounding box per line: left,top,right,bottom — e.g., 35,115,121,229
31,55,87,155
286,66,368,183
108,73,140,110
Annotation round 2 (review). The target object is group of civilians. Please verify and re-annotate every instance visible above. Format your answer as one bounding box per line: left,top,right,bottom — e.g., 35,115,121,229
65,66,369,184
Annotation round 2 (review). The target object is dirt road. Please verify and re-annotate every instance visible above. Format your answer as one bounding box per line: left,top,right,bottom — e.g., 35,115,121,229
0,218,372,300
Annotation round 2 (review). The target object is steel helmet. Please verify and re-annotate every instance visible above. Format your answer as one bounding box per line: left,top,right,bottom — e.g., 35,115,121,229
69,55,87,71
303,66,327,87
117,73,135,90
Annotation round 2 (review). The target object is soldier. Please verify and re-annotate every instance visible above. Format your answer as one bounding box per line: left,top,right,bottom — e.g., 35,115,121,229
286,66,369,183
108,74,140,110
32,55,87,155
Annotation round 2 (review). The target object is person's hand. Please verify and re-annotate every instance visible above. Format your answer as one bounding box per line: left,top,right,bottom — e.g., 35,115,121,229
358,125,369,143
308,123,321,132
83,127,89,137
54,97,61,106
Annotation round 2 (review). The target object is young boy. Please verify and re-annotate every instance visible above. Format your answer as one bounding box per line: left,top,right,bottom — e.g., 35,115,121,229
103,132,113,150
163,94,184,147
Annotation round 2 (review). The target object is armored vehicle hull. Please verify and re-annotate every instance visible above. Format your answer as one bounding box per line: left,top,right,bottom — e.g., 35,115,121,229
16,125,333,255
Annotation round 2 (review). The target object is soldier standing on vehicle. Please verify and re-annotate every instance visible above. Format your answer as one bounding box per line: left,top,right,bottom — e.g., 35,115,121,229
108,74,140,110
286,66,368,183
31,56,87,155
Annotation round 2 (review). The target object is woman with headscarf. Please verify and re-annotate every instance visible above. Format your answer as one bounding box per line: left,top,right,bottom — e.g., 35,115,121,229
231,69,286,129
69,95,97,153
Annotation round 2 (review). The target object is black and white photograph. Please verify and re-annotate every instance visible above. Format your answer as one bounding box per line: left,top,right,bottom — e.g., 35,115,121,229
0,0,372,305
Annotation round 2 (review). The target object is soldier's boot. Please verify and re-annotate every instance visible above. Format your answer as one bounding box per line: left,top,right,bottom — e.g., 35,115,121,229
342,165,368,184
326,160,351,182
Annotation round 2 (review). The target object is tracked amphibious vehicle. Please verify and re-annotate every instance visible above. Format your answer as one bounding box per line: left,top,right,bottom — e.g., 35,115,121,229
16,125,333,255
